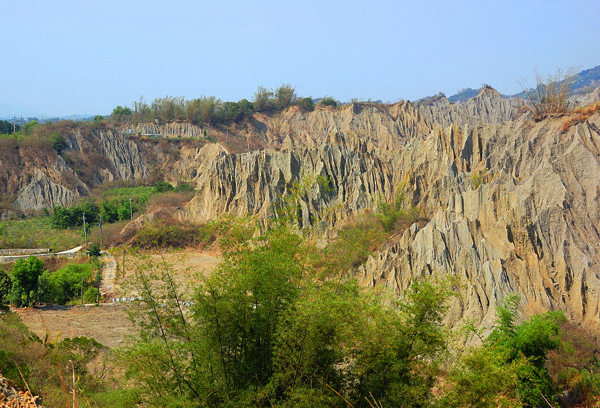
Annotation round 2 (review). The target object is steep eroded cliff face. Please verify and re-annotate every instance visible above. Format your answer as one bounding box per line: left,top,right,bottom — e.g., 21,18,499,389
180,111,600,332
358,114,600,333
184,133,394,227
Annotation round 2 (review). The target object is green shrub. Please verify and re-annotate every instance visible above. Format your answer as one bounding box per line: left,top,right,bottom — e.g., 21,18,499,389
152,180,175,194
39,263,92,305
49,131,66,153
470,168,488,190
175,182,195,193
319,96,338,107
87,242,102,257
83,286,99,304
299,97,315,111
0,269,11,302
10,256,44,307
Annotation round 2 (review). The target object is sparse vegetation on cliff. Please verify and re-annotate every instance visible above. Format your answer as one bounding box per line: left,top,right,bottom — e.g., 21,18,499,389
519,68,576,120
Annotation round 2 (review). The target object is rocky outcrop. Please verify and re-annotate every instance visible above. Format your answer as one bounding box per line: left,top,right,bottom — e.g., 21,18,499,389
184,133,394,227
0,373,40,407
182,107,600,333
570,85,600,107
135,122,205,138
416,86,523,128
359,113,600,333
13,170,79,210
96,130,149,180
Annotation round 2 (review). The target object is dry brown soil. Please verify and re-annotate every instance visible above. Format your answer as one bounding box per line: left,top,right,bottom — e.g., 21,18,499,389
15,303,135,349
16,250,220,348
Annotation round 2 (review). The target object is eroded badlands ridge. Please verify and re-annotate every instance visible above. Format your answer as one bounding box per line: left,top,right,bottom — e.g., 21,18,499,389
3,87,600,331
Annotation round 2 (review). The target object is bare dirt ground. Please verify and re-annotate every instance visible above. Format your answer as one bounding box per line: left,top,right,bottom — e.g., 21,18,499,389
105,249,220,299
15,303,135,349
16,250,221,348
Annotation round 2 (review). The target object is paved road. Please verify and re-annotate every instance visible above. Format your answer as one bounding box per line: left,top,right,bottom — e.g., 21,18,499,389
56,245,84,254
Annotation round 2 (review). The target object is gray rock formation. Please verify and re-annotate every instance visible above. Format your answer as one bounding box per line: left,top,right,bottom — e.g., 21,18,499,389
184,133,394,227
96,130,149,180
416,86,523,128
14,170,79,210
135,122,205,138
359,113,600,332
183,108,600,333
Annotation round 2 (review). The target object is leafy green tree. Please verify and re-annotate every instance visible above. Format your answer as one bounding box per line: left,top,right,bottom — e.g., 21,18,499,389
0,120,19,134
348,279,455,407
299,97,315,111
237,98,254,114
87,242,102,257
439,345,523,408
10,256,44,306
319,96,338,107
486,295,565,406
51,201,99,229
0,269,12,302
253,86,274,112
39,263,92,305
273,84,297,111
22,120,39,135
55,336,107,376
112,105,133,117
117,200,134,221
48,131,66,153
195,96,223,127
100,199,119,223
50,205,71,229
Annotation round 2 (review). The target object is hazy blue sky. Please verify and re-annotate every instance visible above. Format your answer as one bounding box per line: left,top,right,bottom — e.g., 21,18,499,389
3,0,599,116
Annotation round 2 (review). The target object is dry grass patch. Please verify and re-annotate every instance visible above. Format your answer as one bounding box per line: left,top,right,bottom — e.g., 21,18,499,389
561,102,600,133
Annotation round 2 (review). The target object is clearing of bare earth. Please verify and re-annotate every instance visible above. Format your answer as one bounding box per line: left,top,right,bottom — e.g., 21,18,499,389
16,249,220,348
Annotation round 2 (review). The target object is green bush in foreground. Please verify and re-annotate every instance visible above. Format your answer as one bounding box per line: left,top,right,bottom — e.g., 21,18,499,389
38,263,92,305
9,256,44,307
120,226,456,407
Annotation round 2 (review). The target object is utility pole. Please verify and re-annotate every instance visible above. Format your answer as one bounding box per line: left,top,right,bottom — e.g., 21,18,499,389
226,129,228,149
73,114,76,122
129,197,133,221
82,213,87,244
41,114,44,125
99,213,103,246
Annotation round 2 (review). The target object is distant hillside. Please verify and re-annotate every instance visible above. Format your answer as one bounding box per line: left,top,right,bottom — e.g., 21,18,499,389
571,65,600,94
505,65,600,99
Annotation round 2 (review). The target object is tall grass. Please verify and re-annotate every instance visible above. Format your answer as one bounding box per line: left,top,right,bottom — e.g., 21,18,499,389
0,216,82,251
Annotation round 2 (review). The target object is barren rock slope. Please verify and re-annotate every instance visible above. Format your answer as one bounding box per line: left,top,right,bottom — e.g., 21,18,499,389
182,111,600,332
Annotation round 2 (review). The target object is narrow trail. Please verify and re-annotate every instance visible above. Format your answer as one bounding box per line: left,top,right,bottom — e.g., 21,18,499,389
99,251,118,299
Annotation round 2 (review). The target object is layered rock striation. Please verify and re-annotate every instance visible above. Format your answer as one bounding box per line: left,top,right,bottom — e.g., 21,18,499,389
359,114,600,332
184,133,394,227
